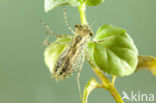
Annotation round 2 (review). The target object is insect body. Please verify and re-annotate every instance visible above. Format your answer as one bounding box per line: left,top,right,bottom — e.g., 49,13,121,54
38,8,93,100
54,25,93,79
38,18,93,100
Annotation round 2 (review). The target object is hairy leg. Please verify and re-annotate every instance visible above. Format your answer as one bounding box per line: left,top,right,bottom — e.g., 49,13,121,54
76,51,85,101
63,7,75,34
38,19,70,38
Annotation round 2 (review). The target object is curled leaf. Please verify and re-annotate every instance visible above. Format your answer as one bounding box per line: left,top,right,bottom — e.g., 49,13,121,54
44,0,80,12
87,25,138,76
44,36,71,74
136,56,156,76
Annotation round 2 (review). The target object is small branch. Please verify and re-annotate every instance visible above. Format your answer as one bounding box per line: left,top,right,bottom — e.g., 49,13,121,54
87,59,109,88
112,75,117,86
136,56,156,76
92,66,109,89
108,84,124,103
87,60,123,103
82,78,101,103
93,66,123,103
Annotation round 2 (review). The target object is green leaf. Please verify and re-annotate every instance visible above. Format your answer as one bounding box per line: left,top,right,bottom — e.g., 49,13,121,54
44,36,71,74
44,0,81,12
87,25,138,76
86,0,104,6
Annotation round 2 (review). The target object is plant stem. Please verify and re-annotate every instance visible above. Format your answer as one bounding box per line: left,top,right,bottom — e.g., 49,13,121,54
112,75,117,86
78,3,87,25
136,56,156,76
92,67,123,103
92,67,109,89
79,2,123,103
82,78,101,103
86,59,123,103
108,84,124,103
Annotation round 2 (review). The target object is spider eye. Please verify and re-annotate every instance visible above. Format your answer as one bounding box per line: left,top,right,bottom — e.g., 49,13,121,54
60,72,63,75
89,32,93,36
75,24,79,28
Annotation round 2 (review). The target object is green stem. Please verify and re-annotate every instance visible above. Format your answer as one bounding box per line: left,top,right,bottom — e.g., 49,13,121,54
93,66,124,103
112,75,117,86
108,84,124,103
82,78,101,103
78,2,123,103
86,59,123,103
78,3,87,25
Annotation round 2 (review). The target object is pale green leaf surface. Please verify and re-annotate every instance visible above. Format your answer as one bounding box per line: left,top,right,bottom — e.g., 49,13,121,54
87,25,138,76
44,0,80,12
44,37,71,74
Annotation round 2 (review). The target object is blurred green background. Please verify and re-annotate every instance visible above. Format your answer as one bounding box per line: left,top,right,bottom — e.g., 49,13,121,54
0,0,156,103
